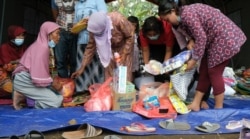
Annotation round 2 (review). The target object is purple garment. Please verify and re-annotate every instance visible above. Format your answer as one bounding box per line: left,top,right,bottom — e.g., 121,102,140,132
87,11,113,68
179,3,246,68
26,97,35,108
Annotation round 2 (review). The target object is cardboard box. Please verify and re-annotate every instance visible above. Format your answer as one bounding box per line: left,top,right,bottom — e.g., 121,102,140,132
112,82,136,111
112,90,136,111
113,66,127,93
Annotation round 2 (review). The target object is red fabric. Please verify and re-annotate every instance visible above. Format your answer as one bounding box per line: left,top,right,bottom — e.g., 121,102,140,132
197,55,230,95
0,43,27,65
140,20,175,48
7,25,26,40
0,25,27,65
0,99,12,105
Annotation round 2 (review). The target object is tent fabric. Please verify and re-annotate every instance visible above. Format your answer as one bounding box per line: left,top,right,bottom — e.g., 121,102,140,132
0,96,250,137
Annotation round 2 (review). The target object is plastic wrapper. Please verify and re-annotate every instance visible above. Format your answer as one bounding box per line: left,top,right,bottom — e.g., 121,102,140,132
161,50,191,74
53,76,76,103
143,60,162,75
71,18,88,34
84,78,112,112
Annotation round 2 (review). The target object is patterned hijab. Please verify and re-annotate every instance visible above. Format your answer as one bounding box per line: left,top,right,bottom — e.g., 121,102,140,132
87,11,113,68
17,21,60,86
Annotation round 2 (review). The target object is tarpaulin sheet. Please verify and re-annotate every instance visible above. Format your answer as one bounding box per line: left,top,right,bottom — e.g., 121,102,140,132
0,96,250,137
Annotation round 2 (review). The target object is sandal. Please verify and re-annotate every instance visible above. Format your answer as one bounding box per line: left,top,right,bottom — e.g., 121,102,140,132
243,118,250,129
225,120,243,130
104,135,122,139
62,123,102,139
24,130,45,139
159,119,191,131
195,122,220,133
120,122,156,133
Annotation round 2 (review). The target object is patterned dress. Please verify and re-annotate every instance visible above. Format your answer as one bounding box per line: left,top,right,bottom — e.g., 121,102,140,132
179,3,246,68
74,0,107,92
82,12,134,81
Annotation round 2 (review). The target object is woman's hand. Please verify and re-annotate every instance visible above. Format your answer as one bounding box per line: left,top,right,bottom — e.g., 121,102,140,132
187,39,195,50
51,78,62,92
186,59,197,71
71,67,85,79
119,54,127,66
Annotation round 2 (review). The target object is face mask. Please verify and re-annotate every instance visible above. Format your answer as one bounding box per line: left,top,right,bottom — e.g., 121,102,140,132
148,34,160,40
13,38,24,46
177,16,181,23
48,40,56,48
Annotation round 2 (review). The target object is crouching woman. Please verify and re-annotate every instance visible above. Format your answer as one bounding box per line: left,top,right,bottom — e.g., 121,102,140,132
12,21,63,110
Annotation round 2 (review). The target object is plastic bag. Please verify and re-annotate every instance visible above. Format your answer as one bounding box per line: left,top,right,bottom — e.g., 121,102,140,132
139,82,170,100
132,97,177,119
161,50,191,74
170,68,195,101
53,76,76,103
143,60,163,75
71,18,88,34
84,77,112,112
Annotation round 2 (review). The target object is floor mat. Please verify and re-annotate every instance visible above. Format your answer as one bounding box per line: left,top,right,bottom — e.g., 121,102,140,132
1,96,250,137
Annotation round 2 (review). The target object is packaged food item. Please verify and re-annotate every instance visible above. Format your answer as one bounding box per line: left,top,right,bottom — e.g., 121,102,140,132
143,95,160,110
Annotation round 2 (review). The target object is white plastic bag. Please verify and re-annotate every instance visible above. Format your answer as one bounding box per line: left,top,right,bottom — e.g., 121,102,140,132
170,68,196,101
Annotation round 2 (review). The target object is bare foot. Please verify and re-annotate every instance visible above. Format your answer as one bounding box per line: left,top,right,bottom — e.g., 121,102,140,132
13,91,25,110
201,101,209,109
187,102,200,112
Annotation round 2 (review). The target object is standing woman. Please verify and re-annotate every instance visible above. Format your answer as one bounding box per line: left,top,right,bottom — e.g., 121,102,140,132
74,0,107,93
140,16,179,82
12,21,63,110
158,0,247,111
127,16,141,78
72,11,134,82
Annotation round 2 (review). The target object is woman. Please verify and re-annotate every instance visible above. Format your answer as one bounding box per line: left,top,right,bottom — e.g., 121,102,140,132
12,21,63,110
74,0,107,92
0,25,27,65
72,11,134,82
140,16,179,82
0,25,27,99
158,0,247,111
128,16,141,78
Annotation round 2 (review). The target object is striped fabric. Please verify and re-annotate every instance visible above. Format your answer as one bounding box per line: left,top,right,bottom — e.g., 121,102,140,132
170,68,195,101
75,44,104,92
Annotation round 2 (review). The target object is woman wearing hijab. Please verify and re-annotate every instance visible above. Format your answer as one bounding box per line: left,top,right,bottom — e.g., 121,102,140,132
0,25,27,99
72,11,134,82
158,0,247,111
74,0,107,93
12,21,63,110
0,25,27,66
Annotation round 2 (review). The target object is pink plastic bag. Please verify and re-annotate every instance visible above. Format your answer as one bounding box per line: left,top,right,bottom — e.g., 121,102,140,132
84,77,113,112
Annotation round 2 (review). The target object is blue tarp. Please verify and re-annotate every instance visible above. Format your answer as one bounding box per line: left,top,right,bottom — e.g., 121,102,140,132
1,95,250,137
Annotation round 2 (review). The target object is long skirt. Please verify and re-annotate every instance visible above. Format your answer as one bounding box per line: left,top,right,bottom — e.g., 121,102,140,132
75,44,104,92
13,71,63,109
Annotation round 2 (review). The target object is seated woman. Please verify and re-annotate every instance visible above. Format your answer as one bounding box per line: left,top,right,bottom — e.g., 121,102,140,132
12,21,63,110
139,16,180,82
0,25,27,99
